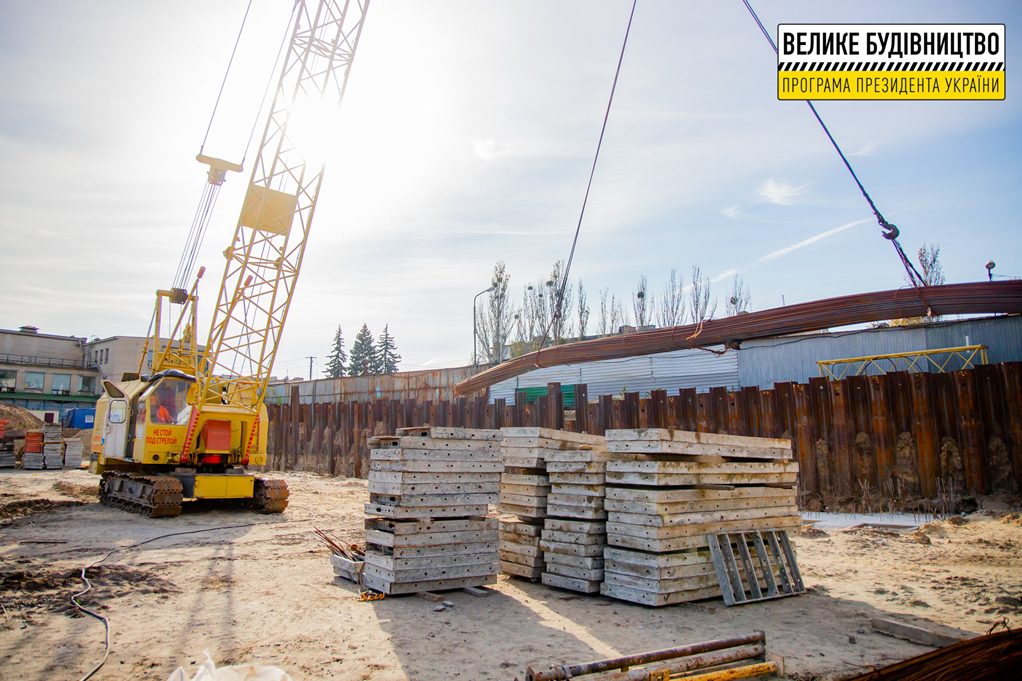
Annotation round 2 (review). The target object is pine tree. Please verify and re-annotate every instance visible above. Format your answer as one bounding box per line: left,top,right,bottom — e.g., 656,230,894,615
324,325,347,378
377,324,401,374
348,324,377,376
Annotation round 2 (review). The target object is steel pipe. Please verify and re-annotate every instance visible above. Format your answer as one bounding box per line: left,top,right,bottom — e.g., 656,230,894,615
456,281,1022,395
524,631,765,681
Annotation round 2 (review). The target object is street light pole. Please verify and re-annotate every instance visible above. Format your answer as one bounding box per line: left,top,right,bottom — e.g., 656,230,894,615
473,286,495,367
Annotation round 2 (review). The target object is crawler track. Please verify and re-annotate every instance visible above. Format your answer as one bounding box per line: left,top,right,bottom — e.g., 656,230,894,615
99,472,183,517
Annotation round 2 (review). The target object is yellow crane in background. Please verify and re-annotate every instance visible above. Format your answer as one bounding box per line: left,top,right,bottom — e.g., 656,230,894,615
90,0,371,517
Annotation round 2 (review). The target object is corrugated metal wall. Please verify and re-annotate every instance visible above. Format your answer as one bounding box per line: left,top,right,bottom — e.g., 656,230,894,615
489,346,739,404
488,315,1021,402
738,315,1022,389
266,365,481,405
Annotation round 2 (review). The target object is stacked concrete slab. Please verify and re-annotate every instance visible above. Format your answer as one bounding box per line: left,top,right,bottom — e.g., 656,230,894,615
497,427,558,580
63,439,83,469
362,426,501,594
539,431,610,594
42,424,64,469
600,428,799,606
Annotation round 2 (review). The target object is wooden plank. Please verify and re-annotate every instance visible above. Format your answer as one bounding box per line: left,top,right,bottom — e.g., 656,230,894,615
546,504,606,520
870,618,968,648
501,473,549,486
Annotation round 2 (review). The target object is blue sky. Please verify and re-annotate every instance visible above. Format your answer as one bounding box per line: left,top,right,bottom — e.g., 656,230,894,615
1,0,1019,377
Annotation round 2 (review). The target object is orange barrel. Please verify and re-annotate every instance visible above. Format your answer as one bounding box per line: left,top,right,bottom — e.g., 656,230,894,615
24,431,44,453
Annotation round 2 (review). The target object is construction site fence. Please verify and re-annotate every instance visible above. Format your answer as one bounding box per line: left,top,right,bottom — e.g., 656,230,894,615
264,361,1022,503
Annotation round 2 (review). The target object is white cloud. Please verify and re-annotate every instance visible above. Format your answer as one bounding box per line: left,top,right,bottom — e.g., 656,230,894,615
758,179,809,206
756,218,870,264
720,205,741,219
851,141,878,157
711,268,740,283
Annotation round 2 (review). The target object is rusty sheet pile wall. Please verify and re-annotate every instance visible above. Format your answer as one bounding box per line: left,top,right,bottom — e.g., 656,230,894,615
265,362,1022,503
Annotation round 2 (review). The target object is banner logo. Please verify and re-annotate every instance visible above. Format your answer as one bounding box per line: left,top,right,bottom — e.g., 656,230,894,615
777,24,1005,100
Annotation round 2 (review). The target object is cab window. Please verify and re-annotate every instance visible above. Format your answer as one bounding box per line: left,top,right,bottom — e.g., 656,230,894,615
109,400,127,424
146,379,191,425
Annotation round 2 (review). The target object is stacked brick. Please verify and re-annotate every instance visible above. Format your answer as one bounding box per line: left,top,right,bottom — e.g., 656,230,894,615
600,428,799,606
361,427,501,594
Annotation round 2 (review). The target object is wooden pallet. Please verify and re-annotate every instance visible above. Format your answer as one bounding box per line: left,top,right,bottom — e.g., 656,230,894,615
707,529,805,606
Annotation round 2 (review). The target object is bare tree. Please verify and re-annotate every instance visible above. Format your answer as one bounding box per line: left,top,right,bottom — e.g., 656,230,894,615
655,268,686,327
513,285,543,356
610,293,626,332
724,275,751,316
689,265,717,324
547,260,573,344
597,287,610,335
632,275,652,328
475,261,516,363
576,280,590,339
917,243,945,286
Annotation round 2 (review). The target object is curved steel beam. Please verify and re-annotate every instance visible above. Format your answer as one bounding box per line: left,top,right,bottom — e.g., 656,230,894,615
455,281,1022,395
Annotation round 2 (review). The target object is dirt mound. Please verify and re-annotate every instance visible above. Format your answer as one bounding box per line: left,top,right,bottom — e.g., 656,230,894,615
0,498,85,521
0,403,43,431
52,480,99,500
0,563,179,614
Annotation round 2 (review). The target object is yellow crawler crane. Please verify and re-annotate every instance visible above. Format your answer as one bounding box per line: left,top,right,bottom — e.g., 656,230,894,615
91,0,371,517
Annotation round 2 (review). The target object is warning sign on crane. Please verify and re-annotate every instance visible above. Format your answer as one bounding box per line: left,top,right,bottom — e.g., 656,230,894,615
777,24,1005,101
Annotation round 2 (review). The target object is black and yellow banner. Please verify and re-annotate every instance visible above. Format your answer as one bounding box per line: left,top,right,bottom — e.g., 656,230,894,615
777,25,1006,101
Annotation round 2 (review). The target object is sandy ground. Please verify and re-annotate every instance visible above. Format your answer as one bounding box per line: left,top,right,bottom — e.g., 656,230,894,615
1,469,1020,681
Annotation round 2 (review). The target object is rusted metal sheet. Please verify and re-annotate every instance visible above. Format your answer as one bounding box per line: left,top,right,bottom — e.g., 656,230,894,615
910,373,939,497
792,382,818,494
867,375,896,492
953,369,987,494
1001,363,1022,492
847,376,875,490
829,379,854,495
